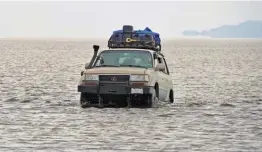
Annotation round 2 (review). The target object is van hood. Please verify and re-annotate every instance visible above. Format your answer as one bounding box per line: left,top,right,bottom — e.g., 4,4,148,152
85,67,154,75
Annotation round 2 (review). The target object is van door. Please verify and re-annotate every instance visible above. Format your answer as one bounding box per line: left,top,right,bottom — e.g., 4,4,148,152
155,56,169,101
162,57,173,100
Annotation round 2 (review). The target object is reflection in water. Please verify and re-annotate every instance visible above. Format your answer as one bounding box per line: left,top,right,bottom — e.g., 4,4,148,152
0,39,262,151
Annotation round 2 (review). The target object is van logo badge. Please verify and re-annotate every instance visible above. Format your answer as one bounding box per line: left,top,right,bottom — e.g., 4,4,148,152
111,76,117,81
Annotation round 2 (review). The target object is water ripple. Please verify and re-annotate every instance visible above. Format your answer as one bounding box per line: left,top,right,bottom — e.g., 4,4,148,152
0,39,262,151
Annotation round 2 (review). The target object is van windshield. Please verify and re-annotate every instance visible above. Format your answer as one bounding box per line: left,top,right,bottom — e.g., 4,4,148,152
94,50,153,68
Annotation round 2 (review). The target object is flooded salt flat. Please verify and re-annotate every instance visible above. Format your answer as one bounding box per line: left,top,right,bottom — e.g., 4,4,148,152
0,39,262,151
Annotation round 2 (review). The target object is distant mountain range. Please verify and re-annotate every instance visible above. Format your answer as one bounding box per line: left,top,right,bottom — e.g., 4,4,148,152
182,20,262,38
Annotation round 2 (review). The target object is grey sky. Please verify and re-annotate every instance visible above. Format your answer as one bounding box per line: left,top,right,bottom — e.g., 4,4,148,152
0,1,262,38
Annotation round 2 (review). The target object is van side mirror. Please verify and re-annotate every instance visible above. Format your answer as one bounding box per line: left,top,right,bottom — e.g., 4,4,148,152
153,53,157,59
155,63,165,71
85,62,90,69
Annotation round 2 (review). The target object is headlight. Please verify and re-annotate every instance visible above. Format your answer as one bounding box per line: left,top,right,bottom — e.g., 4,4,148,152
85,74,99,81
130,75,149,81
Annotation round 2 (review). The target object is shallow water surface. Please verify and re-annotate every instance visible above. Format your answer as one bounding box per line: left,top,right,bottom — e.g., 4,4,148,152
0,39,262,151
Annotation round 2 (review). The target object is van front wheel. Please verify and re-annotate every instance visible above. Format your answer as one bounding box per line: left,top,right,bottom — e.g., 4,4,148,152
146,89,158,107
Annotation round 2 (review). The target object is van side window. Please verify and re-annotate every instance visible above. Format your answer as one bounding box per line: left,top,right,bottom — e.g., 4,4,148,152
155,55,169,75
159,57,167,74
162,57,170,75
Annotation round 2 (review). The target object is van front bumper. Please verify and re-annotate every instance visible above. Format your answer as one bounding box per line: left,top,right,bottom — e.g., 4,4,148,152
78,84,154,95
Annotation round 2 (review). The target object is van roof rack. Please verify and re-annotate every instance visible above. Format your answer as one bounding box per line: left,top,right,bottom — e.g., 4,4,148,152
108,25,162,52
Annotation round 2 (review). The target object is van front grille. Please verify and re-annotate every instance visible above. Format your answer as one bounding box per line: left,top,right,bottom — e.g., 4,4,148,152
99,75,130,82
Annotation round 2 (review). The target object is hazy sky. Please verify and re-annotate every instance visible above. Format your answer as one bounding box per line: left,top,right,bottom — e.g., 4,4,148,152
0,1,262,38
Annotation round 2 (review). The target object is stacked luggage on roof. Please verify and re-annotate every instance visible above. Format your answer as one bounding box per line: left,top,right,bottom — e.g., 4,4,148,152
108,25,162,52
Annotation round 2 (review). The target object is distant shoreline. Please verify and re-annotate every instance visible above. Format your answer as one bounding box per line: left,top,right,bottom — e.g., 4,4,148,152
182,20,262,38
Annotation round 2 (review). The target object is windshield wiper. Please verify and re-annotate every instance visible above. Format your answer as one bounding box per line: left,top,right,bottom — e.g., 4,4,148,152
120,64,148,69
96,64,119,67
